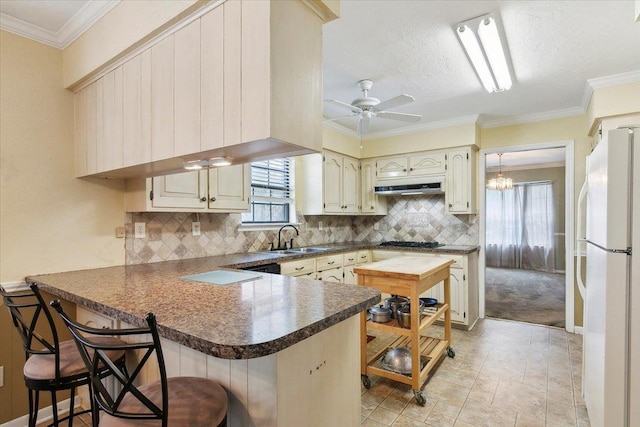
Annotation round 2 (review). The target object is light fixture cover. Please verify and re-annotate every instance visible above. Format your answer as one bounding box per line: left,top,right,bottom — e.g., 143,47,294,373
456,14,512,93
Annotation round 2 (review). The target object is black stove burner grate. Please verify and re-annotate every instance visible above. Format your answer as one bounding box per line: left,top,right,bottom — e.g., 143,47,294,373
378,241,443,249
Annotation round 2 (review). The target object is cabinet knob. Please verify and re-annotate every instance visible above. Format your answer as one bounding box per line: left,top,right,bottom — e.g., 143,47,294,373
448,203,452,208
210,197,216,202
200,197,207,202
409,167,414,171
371,206,374,210
403,168,407,172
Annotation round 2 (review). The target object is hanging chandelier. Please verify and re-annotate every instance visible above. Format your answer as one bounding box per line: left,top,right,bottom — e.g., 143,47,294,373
487,153,513,190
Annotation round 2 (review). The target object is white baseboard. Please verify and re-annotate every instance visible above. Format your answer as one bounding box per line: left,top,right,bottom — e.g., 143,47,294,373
574,326,584,335
0,399,79,427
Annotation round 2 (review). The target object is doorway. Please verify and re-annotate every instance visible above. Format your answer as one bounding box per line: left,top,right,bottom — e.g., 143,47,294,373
479,141,575,331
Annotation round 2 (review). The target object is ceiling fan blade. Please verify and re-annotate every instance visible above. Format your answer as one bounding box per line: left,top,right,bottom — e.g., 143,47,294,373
323,113,358,123
358,115,370,134
376,111,422,123
373,94,415,111
324,99,362,114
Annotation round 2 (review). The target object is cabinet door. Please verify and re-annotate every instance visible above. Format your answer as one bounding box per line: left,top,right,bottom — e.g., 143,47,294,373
323,152,343,213
343,265,356,285
208,164,250,211
174,19,201,156
123,54,152,167
342,157,360,214
150,171,208,209
150,35,174,161
360,159,377,213
446,148,471,213
376,157,408,180
448,268,465,323
97,67,124,173
409,152,446,176
201,6,224,151
317,266,343,283
74,83,98,177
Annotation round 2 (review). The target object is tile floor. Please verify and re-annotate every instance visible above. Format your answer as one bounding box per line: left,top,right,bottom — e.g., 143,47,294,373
38,318,587,427
362,318,589,427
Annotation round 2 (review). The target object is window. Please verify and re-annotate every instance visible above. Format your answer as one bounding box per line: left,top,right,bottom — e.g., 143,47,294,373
241,158,294,224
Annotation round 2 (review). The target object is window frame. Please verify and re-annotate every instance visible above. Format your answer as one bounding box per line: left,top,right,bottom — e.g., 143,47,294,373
241,158,296,226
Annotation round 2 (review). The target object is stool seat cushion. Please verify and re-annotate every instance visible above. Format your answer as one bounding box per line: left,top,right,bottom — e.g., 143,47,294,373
24,337,126,381
100,377,228,427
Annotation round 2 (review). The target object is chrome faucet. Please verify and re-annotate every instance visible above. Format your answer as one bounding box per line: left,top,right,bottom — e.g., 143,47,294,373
274,224,299,250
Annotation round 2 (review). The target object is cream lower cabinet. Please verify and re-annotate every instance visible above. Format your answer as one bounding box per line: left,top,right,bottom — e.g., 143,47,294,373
280,258,316,279
124,164,250,212
370,249,479,329
315,254,344,283
343,250,371,285
77,306,361,426
281,251,373,284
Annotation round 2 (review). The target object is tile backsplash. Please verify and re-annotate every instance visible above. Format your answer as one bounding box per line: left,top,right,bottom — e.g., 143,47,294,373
125,195,478,265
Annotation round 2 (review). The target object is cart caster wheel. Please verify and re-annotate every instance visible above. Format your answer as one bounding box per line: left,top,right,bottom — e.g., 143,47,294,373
361,375,371,389
413,390,426,406
447,347,456,358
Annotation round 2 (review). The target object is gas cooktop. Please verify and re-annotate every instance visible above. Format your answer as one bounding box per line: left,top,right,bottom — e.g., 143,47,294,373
378,241,443,249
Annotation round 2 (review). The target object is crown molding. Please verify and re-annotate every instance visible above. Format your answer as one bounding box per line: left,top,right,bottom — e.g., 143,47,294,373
582,69,640,111
322,119,360,139
361,114,480,140
481,107,584,129
0,0,120,50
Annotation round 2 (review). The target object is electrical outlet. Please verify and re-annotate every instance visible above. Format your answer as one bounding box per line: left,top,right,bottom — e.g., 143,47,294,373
318,221,323,231
0,365,4,387
134,222,146,239
192,222,201,236
115,227,125,238
373,222,380,231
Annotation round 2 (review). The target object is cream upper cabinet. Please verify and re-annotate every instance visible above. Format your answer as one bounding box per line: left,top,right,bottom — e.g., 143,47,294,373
124,165,249,213
73,0,324,179
207,164,250,211
360,159,387,215
298,151,360,215
376,156,408,180
445,147,477,214
409,152,446,176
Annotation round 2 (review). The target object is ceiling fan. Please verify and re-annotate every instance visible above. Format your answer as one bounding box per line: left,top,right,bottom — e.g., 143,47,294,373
324,79,422,134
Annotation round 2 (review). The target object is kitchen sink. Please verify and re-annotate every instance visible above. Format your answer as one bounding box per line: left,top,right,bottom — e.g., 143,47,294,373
284,247,330,254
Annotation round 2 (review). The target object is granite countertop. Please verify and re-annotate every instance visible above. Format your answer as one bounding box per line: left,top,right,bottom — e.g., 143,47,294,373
25,241,477,360
27,255,380,360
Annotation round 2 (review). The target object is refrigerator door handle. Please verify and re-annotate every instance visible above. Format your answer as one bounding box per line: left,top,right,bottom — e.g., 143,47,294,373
577,180,588,299
586,240,632,255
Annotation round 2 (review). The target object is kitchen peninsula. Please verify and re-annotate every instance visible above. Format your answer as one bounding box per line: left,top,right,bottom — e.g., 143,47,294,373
27,252,380,427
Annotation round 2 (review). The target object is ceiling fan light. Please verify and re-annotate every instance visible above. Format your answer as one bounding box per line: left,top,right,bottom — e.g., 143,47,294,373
456,24,496,92
478,17,512,91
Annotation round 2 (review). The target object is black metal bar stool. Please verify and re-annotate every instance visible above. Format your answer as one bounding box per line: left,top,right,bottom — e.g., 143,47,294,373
52,301,228,427
1,283,127,427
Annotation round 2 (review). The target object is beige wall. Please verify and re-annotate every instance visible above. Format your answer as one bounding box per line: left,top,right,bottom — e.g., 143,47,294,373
587,81,640,134
0,31,125,422
361,122,478,158
322,127,361,158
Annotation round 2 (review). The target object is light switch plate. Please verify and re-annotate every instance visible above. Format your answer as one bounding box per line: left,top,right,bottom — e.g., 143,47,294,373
134,222,146,239
115,227,126,238
192,222,201,236
318,221,323,231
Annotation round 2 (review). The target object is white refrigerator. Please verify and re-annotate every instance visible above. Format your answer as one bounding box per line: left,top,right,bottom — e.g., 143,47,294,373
583,127,639,427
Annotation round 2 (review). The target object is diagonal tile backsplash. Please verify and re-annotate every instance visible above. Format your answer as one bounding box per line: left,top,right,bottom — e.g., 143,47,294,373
125,195,478,264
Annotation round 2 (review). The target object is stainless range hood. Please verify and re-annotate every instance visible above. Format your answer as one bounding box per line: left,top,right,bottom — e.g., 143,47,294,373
374,176,445,196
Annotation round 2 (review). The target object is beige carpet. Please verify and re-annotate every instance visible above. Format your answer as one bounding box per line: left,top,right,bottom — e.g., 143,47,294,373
485,267,565,328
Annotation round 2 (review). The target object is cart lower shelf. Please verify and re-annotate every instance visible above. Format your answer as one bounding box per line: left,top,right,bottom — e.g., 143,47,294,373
363,334,450,388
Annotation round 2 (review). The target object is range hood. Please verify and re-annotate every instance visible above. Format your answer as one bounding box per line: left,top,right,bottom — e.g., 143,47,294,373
374,176,445,196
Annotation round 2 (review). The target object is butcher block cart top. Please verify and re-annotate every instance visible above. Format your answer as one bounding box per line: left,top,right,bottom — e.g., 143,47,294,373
354,256,455,406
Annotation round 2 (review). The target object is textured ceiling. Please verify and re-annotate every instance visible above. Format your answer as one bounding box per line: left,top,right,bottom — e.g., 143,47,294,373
323,0,640,136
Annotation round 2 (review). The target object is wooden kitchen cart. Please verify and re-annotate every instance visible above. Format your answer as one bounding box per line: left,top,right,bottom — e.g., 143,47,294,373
354,256,455,405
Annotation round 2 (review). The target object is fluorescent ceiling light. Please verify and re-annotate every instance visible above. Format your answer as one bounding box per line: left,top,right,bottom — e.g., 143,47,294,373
456,14,512,93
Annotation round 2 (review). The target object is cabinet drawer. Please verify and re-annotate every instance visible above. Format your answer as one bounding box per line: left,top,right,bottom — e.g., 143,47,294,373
356,250,371,264
281,258,316,276
441,254,465,269
316,254,343,271
292,271,316,279
343,252,358,266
